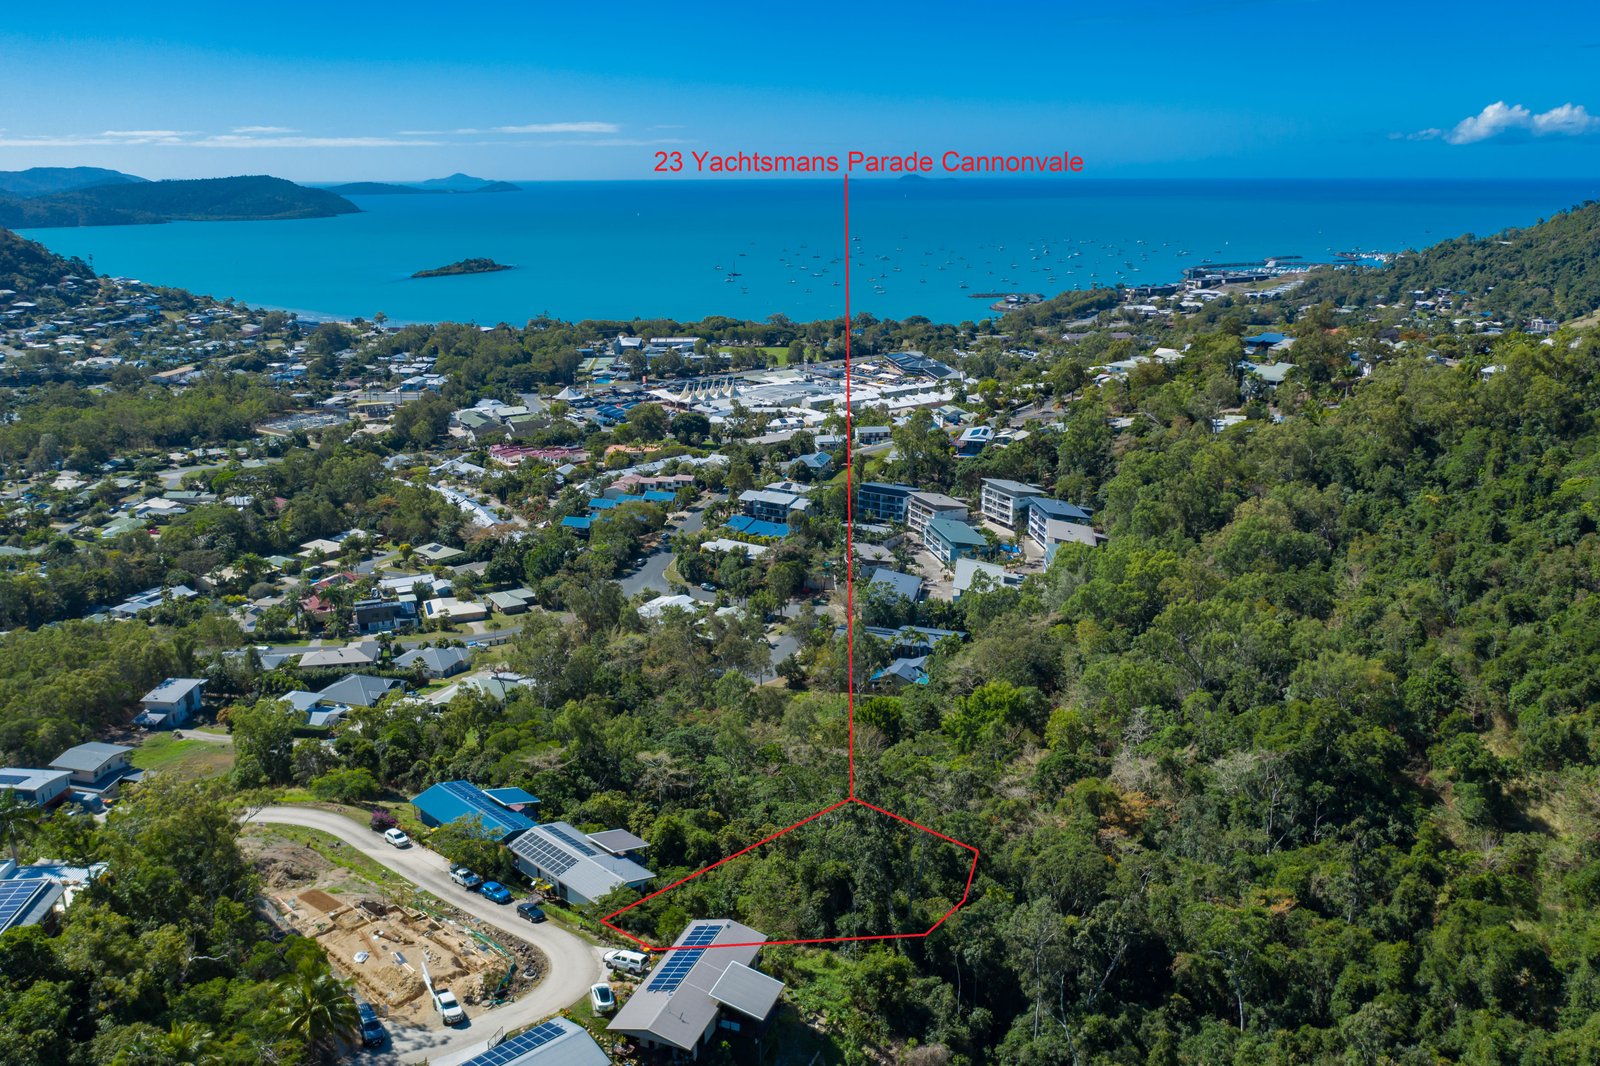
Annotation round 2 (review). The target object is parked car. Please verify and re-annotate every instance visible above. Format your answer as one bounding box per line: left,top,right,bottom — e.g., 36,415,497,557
449,866,483,889
589,983,616,1014
516,900,547,923
434,988,465,1025
603,949,650,976
479,881,513,904
357,1002,385,1048
700,581,716,592
382,828,410,848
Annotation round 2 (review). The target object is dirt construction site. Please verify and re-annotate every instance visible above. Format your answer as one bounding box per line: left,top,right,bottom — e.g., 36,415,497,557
249,834,548,1029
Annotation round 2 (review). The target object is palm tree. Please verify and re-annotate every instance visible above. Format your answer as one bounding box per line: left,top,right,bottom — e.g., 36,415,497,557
161,1020,218,1065
277,971,359,1061
0,788,42,865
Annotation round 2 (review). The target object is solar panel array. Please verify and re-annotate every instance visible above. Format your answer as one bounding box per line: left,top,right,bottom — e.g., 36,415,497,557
0,880,49,930
513,832,579,876
541,824,600,856
462,1020,566,1066
645,922,727,993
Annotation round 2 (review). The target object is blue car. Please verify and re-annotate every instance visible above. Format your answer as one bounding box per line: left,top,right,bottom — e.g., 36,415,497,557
479,881,513,904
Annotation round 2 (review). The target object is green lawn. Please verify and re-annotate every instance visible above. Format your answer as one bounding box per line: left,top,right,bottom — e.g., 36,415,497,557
131,735,234,779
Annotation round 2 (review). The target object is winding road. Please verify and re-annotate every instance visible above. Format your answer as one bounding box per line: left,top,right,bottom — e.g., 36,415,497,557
244,806,605,1065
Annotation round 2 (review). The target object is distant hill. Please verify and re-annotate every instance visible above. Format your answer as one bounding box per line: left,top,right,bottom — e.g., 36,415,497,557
0,175,360,228
412,173,518,193
327,178,520,196
0,166,147,198
1298,199,1600,320
0,226,93,293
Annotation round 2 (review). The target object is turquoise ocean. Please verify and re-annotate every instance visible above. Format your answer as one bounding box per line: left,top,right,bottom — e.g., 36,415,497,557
21,178,1600,325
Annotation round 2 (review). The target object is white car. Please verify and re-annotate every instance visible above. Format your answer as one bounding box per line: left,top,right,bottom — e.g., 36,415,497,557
589,983,616,1014
434,988,465,1024
383,828,410,848
603,949,651,976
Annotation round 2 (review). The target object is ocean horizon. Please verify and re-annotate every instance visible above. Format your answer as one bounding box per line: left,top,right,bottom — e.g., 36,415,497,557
21,177,1600,326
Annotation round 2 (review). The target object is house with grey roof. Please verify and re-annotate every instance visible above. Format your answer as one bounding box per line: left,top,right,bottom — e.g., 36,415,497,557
868,567,923,602
49,742,135,794
394,646,473,679
315,674,400,708
136,677,205,727
979,478,1046,529
508,820,654,905
298,640,382,670
607,919,785,1057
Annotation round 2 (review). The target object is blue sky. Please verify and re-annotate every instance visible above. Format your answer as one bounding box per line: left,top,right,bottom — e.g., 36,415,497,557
2,0,1598,182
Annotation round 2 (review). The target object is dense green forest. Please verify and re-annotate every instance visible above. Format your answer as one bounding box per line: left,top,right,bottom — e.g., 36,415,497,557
196,325,1600,1063
0,778,357,1065
0,176,359,228
1296,200,1600,319
5,201,1600,1063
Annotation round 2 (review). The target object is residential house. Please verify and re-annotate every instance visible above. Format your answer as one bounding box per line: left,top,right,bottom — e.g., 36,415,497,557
738,489,811,525
352,597,417,635
413,542,466,565
855,482,915,523
394,646,473,679
868,568,923,602
49,743,135,795
905,490,967,536
136,677,206,727
298,641,382,670
410,780,536,842
509,821,654,904
451,1019,606,1066
1024,497,1099,553
979,478,1046,529
608,919,786,1058
952,558,1024,599
315,674,400,708
924,516,989,564
0,769,72,808
872,655,929,688
422,597,489,624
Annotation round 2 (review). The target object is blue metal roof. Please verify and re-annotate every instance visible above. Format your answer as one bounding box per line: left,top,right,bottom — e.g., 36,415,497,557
483,786,540,806
411,780,536,840
1026,497,1093,522
725,515,790,538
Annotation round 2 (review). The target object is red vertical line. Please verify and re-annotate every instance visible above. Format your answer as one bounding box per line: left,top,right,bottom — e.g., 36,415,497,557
843,172,855,799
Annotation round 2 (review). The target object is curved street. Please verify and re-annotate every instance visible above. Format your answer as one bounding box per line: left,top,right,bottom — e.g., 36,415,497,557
244,805,605,1064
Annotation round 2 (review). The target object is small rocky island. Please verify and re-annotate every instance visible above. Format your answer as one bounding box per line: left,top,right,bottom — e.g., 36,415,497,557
410,257,512,279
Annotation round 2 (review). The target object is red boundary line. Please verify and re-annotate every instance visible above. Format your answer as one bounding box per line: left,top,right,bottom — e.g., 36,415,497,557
599,174,981,953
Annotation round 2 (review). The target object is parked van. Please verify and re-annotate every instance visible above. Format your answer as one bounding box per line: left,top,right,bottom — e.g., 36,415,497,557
603,949,651,977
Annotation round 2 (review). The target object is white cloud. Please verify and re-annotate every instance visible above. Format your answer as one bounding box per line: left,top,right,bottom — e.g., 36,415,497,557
493,121,620,134
232,125,297,134
1406,101,1600,145
100,129,193,140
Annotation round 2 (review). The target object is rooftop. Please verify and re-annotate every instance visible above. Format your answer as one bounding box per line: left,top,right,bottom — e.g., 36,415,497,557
508,820,653,901
608,919,781,1051
411,780,537,841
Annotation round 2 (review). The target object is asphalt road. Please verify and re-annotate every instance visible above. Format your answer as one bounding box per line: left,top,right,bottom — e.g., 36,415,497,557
244,806,604,1065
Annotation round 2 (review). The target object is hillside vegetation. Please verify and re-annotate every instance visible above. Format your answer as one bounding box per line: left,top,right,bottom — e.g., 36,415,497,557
0,175,359,228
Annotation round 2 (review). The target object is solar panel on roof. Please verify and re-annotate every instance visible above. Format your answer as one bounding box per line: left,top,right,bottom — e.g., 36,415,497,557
0,880,49,929
541,824,599,856
516,835,578,876
462,1020,567,1066
645,923,728,993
